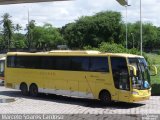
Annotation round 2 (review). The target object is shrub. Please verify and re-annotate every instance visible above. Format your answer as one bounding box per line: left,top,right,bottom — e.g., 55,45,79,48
151,84,160,95
98,42,126,53
83,42,151,64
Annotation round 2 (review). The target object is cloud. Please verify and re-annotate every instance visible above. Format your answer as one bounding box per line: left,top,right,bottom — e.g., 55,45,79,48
0,0,159,31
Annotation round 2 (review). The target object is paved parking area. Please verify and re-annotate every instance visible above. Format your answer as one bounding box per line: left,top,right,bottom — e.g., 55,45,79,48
0,86,160,116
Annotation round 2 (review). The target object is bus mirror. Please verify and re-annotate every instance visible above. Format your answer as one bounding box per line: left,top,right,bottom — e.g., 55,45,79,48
149,65,157,76
128,65,137,76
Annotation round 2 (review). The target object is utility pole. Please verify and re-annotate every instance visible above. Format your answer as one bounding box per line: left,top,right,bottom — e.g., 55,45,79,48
140,0,143,55
27,8,31,50
131,33,134,48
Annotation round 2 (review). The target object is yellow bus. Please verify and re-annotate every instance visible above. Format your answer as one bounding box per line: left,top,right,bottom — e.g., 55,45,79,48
5,50,157,104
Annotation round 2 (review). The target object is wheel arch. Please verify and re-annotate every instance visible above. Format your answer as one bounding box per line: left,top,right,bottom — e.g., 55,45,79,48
99,89,111,100
29,83,38,88
29,83,39,97
20,82,28,90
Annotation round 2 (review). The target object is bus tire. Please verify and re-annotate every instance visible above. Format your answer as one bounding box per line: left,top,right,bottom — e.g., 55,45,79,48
20,83,28,96
99,90,111,105
29,84,38,97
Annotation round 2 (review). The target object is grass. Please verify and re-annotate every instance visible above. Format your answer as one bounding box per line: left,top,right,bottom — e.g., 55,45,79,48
146,53,160,95
146,53,160,84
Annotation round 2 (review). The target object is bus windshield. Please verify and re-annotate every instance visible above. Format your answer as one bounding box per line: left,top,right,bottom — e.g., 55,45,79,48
128,58,150,90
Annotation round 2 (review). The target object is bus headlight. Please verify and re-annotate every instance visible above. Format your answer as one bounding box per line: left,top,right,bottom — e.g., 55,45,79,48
132,91,139,95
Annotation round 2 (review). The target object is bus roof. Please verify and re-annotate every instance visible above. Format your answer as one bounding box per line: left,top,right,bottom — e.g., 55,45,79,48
7,50,144,58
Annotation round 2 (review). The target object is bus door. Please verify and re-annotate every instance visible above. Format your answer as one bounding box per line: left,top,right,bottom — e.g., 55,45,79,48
111,57,130,102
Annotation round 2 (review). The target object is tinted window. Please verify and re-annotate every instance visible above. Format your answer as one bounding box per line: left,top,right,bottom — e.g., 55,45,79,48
55,57,71,70
16,56,41,69
7,56,16,67
15,56,26,68
7,56,109,73
41,56,56,69
111,57,128,71
35,56,71,70
90,57,109,72
111,57,129,90
71,57,89,71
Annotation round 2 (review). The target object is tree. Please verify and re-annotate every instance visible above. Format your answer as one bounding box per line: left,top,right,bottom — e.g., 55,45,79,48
0,35,5,50
62,11,123,49
142,23,158,51
15,24,22,33
26,20,36,49
12,24,26,49
0,13,14,51
127,22,158,51
13,33,26,49
32,23,64,50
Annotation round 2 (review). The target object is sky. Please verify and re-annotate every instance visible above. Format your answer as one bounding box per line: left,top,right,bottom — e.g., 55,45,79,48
0,0,159,30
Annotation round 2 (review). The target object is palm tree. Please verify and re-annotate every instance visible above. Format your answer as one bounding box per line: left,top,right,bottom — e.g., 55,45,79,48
15,24,22,33
26,20,35,49
0,13,14,51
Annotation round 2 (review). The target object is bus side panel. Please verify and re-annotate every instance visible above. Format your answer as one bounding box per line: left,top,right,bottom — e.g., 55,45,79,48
53,71,94,98
5,68,118,101
86,72,117,100
5,68,45,89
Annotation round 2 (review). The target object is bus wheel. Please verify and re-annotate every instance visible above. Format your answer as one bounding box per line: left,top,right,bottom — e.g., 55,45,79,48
20,83,28,96
29,84,38,97
99,91,111,105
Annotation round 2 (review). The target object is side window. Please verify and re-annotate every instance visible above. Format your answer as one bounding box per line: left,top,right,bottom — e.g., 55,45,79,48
15,56,41,69
16,56,26,68
55,57,71,70
16,56,30,68
111,57,129,90
90,57,109,72
71,57,89,71
27,56,41,69
41,56,55,69
41,56,71,70
7,56,16,67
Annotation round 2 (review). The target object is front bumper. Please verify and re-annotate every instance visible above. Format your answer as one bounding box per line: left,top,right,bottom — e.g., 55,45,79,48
129,94,150,102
